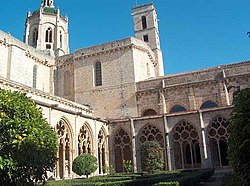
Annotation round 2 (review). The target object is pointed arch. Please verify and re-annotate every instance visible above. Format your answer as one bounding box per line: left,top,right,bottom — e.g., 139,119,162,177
55,117,73,179
200,101,218,110
170,105,187,113
113,127,132,173
172,120,201,169
78,122,94,155
208,116,229,167
98,127,108,174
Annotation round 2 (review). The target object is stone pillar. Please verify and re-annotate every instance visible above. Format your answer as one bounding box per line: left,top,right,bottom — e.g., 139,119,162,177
130,119,137,173
62,141,65,178
199,111,211,168
56,149,60,179
163,116,173,171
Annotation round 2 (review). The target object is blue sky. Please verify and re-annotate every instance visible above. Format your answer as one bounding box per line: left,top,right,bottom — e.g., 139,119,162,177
0,0,250,75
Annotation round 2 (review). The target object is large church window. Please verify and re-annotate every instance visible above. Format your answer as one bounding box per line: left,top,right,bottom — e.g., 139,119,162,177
33,65,37,88
142,15,147,29
32,28,38,47
170,105,187,113
113,128,132,173
208,116,229,167
45,27,53,43
94,61,102,86
200,101,218,110
172,120,201,169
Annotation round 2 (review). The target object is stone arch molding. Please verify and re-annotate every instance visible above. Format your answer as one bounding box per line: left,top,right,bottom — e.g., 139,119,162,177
55,117,73,179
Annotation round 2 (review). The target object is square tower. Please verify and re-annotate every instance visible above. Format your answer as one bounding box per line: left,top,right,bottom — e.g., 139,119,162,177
132,3,164,76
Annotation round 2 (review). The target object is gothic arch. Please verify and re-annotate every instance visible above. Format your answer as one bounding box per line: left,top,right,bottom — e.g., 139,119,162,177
138,124,165,171
55,117,73,179
98,127,108,174
172,120,201,169
78,122,94,155
113,128,132,173
208,116,229,167
138,124,164,145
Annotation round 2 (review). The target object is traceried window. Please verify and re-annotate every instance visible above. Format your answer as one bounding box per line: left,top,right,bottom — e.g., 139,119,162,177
45,27,53,43
33,65,37,88
170,105,187,113
142,15,147,29
32,28,38,47
94,61,102,86
172,120,201,169
78,124,93,155
208,116,229,167
113,129,132,173
200,101,218,110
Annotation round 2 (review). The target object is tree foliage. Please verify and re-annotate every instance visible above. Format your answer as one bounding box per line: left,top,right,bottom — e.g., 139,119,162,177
72,154,98,178
228,88,250,186
0,89,58,185
141,140,164,173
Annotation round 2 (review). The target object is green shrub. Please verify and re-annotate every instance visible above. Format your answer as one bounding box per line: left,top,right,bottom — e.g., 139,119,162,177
0,90,57,185
141,141,164,173
72,154,98,178
228,88,250,185
153,181,180,186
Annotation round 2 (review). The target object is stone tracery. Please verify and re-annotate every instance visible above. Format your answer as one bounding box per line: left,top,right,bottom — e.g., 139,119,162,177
208,116,229,167
172,120,201,169
78,124,93,155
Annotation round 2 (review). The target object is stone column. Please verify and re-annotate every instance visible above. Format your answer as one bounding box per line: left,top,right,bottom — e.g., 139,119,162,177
163,116,173,171
130,119,137,173
56,149,60,179
199,111,211,168
62,141,65,179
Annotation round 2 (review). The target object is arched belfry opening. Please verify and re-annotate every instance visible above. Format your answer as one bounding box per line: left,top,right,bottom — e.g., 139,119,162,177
55,118,73,179
172,120,201,169
208,116,230,167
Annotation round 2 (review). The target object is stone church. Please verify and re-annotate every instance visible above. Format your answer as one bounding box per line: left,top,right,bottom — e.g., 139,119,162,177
0,0,249,179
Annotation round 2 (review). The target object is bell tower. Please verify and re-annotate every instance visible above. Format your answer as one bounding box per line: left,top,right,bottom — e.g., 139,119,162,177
132,3,164,76
24,0,69,56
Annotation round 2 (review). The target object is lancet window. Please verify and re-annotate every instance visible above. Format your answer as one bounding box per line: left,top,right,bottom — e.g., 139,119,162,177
78,124,93,155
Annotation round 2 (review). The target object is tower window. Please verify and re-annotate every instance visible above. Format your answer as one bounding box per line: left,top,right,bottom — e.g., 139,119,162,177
45,27,53,43
32,28,38,47
142,15,147,29
60,31,63,48
94,62,102,86
33,65,38,88
143,35,149,42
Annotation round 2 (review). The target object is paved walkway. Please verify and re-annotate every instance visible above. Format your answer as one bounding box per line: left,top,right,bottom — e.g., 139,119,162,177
200,168,232,186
